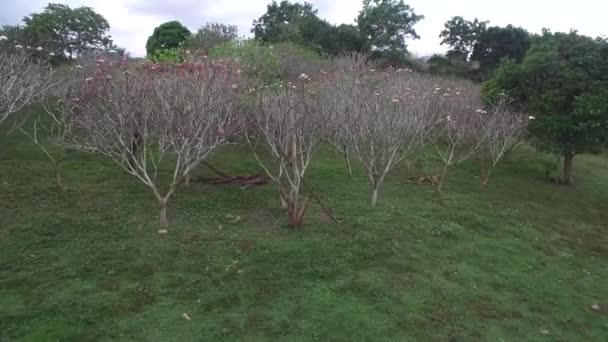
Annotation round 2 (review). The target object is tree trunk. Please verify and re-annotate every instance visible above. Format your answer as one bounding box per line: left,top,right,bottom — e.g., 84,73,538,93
343,148,352,178
184,173,191,187
55,158,64,190
159,198,168,229
371,186,379,207
562,151,574,185
481,167,492,186
437,164,449,193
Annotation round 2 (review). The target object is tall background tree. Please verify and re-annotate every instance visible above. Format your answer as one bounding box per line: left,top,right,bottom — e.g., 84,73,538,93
438,16,531,80
483,31,608,184
471,25,531,73
252,1,367,55
439,16,488,61
357,0,424,65
21,3,112,60
146,21,191,57
186,23,238,54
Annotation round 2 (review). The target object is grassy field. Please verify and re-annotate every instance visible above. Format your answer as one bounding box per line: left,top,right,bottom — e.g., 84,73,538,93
1,117,607,341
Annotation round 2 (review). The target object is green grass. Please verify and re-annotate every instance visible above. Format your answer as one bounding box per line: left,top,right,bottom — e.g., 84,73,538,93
1,120,607,341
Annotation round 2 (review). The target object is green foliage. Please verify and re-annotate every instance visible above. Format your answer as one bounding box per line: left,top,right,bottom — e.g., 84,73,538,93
252,1,368,56
357,0,424,65
483,31,608,182
426,54,471,78
210,40,282,85
440,17,531,80
440,16,488,60
471,25,531,74
252,1,320,44
146,21,191,57
151,47,186,63
186,23,238,54
0,25,25,45
210,40,325,86
21,3,112,60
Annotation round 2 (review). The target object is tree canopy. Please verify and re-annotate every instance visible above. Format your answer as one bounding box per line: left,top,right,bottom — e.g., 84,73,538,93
439,16,488,61
146,21,191,57
251,1,367,56
186,23,238,54
357,0,424,65
21,3,112,59
483,31,608,184
439,16,531,79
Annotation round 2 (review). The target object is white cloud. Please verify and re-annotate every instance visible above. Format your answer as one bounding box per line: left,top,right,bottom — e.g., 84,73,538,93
1,0,606,57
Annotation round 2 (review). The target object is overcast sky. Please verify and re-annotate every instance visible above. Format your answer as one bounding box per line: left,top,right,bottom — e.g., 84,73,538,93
1,0,606,57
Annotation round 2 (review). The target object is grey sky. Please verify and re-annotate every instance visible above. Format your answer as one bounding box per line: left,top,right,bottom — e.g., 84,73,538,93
1,0,606,57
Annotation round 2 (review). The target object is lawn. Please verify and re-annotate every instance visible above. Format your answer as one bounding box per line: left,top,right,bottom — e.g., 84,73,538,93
1,118,606,341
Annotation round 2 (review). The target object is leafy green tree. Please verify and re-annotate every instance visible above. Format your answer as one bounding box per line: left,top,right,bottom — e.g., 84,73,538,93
322,24,368,55
186,23,238,54
252,1,368,56
146,21,191,57
252,1,319,43
483,31,608,184
439,16,488,61
471,25,531,74
22,3,112,59
357,0,423,65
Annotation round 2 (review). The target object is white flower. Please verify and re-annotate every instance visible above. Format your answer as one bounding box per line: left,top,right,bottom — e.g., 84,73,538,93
528,116,536,120
0,36,7,41
298,73,309,80
85,77,93,82
443,93,450,97
48,52,55,56
75,65,83,69
284,20,290,24
15,44,23,49
456,92,461,95
391,98,400,103
435,87,441,91
476,109,483,113
36,46,43,51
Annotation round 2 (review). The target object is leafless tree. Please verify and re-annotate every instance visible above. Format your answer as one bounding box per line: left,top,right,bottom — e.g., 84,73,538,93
0,45,54,127
331,69,436,206
324,53,373,178
17,60,94,189
430,78,488,193
63,59,242,230
477,99,528,184
247,79,328,228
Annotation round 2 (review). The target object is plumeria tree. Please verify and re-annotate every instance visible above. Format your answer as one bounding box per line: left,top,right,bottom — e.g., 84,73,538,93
331,68,436,206
430,79,487,193
0,39,54,127
477,98,528,184
247,76,329,228
63,57,243,230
